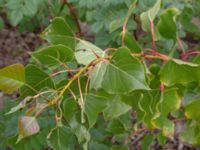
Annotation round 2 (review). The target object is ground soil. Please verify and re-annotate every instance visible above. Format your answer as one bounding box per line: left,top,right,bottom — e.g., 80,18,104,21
0,28,44,68
0,28,45,110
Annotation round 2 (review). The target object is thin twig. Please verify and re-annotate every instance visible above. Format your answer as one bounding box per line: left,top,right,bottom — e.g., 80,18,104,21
150,21,157,51
77,77,85,123
177,37,185,53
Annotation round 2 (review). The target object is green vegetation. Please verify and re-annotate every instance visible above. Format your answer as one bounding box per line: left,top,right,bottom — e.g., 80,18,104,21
0,0,200,149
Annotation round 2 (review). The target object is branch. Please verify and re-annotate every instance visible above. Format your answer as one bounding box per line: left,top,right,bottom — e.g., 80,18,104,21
132,51,170,61
47,57,108,107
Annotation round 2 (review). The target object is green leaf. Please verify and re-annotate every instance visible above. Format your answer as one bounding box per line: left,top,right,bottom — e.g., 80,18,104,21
32,44,74,66
152,89,181,136
103,95,131,120
0,64,25,94
140,0,162,31
102,48,149,94
121,92,144,123
75,40,106,65
63,98,78,121
184,99,200,120
157,8,180,39
20,65,55,98
6,96,32,115
124,31,141,53
18,116,40,142
69,116,90,150
107,118,126,134
22,0,38,17
138,91,155,128
84,94,107,128
109,19,124,33
49,17,74,37
141,134,154,150
180,122,200,145
47,125,76,150
160,59,200,86
45,35,76,50
156,133,167,145
9,9,23,26
89,62,108,90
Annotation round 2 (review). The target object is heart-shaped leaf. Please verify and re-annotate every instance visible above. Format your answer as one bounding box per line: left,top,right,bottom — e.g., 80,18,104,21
18,116,40,142
140,0,162,31
102,48,149,94
75,40,106,65
32,44,74,66
48,17,74,37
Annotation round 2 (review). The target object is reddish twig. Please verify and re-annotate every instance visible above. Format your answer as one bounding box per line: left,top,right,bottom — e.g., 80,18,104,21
160,82,165,93
177,37,187,60
50,69,80,77
187,51,200,56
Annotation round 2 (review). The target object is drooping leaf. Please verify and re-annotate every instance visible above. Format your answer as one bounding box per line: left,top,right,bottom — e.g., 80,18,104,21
102,47,149,94
6,96,32,115
0,64,25,94
75,40,106,65
32,44,74,66
18,116,40,142
140,0,162,31
160,59,200,86
157,8,180,39
89,62,108,90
